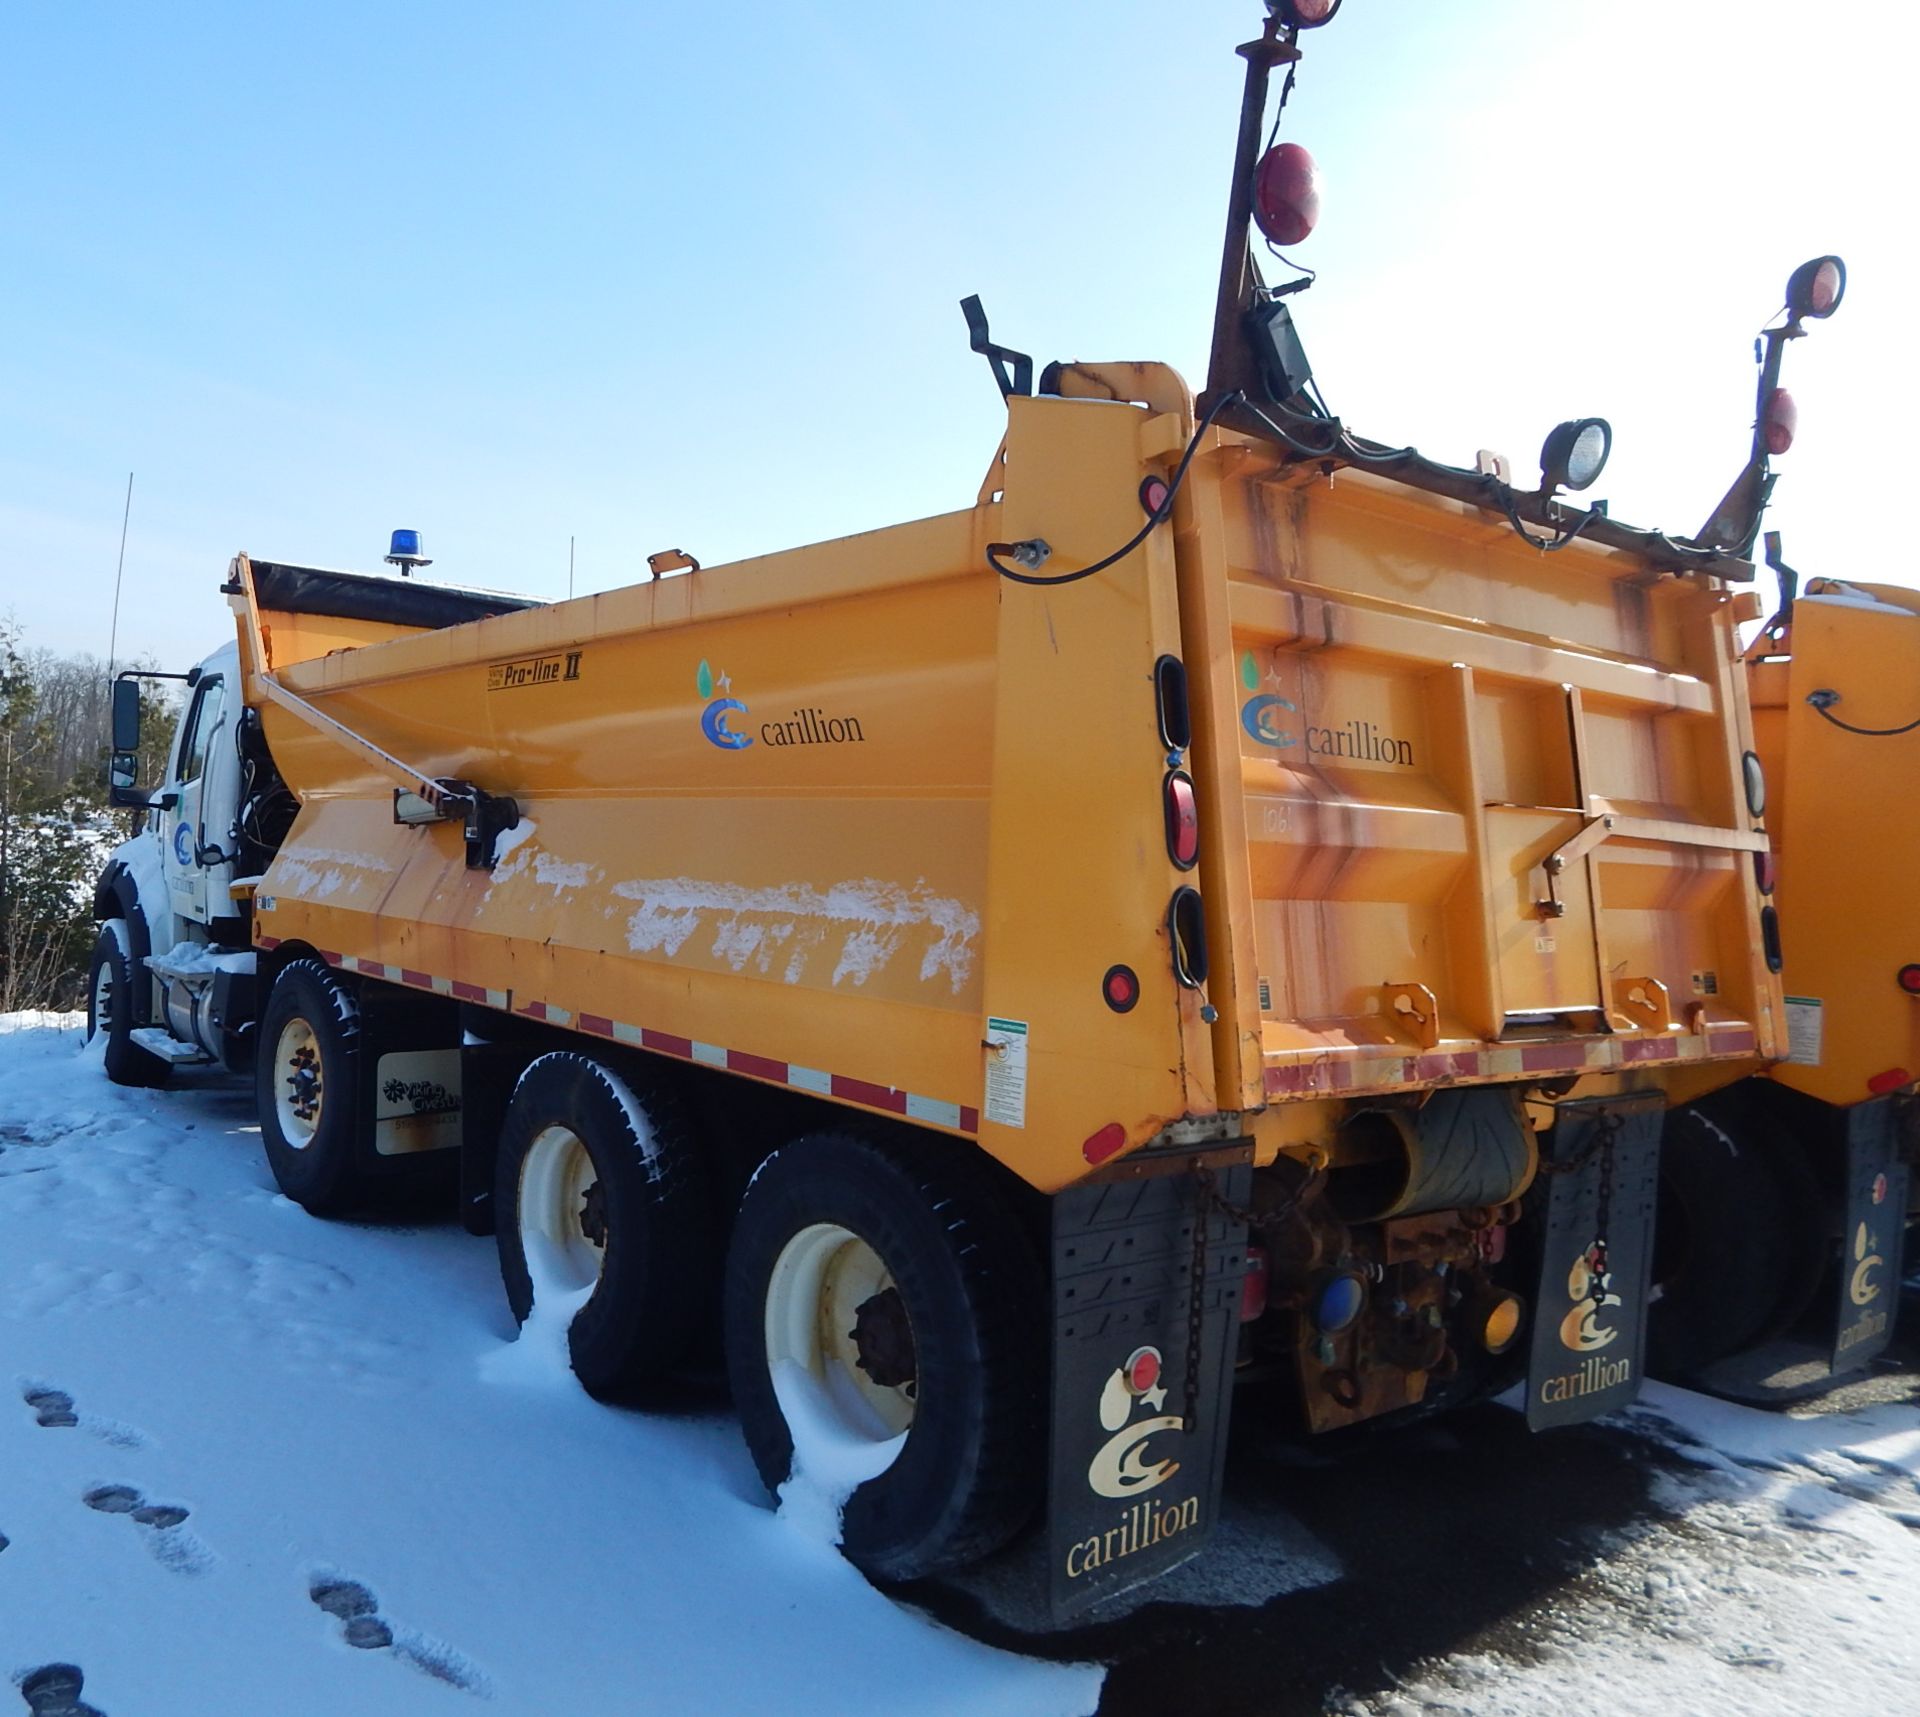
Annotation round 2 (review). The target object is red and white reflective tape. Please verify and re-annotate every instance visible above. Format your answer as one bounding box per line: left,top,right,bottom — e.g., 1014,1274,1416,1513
256,937,979,1135
1263,1023,1761,1099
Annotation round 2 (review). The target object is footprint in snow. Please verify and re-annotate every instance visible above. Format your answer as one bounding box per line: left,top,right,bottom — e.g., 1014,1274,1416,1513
16,1663,108,1717
308,1574,489,1695
18,1384,147,1449
82,1484,213,1575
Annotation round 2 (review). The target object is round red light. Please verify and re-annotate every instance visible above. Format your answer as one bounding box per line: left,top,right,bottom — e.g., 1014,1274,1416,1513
1897,963,1920,996
1253,143,1320,248
1124,1345,1162,1395
1102,964,1140,1013
1764,388,1797,457
1140,475,1171,518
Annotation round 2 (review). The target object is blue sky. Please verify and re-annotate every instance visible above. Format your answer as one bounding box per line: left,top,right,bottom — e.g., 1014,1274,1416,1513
2,1,1910,666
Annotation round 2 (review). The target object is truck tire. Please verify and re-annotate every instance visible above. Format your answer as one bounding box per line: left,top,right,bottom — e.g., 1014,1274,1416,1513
495,1052,715,1399
86,919,170,1089
1647,1102,1792,1376
723,1131,1044,1581
258,959,365,1215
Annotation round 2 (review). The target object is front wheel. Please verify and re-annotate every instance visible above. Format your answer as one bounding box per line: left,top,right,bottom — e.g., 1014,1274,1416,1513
723,1131,1043,1581
86,919,169,1089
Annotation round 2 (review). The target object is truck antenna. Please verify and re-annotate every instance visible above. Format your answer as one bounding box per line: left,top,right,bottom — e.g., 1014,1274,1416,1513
106,470,133,678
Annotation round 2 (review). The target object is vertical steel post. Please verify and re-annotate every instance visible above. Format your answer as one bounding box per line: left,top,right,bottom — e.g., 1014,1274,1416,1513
1201,19,1300,410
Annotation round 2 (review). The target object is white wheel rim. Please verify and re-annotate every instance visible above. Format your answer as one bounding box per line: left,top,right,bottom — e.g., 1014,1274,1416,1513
92,960,115,1037
519,1125,606,1297
766,1223,916,1466
273,1017,324,1148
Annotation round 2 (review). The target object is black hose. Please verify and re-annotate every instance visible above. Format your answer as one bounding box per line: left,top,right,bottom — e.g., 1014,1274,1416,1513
986,389,1246,587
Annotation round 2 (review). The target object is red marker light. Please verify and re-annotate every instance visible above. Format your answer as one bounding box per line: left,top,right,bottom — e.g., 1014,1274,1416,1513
1253,142,1320,248
1164,771,1199,869
1754,851,1777,896
1082,1122,1128,1165
1867,1068,1912,1096
1241,1248,1270,1323
1102,964,1140,1013
1764,388,1797,457
1140,475,1171,518
1124,1346,1163,1395
1898,964,1920,996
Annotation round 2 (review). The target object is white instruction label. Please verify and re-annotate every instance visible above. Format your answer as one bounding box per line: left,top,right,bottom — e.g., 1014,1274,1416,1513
983,1017,1029,1129
1784,996,1824,1067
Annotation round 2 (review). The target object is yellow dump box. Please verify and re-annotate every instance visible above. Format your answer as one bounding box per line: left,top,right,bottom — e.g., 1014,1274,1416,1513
211,352,1777,1610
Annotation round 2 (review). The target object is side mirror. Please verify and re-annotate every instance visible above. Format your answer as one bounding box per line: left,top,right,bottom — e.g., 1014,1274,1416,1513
111,677,142,751
110,753,139,793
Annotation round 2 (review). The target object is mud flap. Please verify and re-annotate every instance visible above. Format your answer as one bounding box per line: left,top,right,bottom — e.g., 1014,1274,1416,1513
1526,1093,1661,1430
1047,1157,1249,1619
1831,1097,1908,1373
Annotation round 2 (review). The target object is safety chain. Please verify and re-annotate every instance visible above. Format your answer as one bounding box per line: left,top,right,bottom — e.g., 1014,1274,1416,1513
1533,1105,1621,1180
1182,1161,1328,1430
1184,1189,1210,1433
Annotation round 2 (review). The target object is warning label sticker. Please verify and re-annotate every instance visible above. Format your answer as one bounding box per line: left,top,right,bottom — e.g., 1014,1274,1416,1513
984,1017,1029,1129
1784,996,1824,1066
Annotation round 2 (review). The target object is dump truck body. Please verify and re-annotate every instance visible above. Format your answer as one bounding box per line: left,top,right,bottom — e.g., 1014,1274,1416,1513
91,362,1780,1612
81,0,1801,1621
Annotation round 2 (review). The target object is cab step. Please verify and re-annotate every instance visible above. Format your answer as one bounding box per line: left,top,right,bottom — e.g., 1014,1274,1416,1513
128,1028,214,1065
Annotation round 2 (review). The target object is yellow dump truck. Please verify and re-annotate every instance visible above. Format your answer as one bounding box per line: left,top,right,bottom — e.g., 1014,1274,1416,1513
88,3,1784,1612
1623,256,1915,1385
1647,545,1917,1380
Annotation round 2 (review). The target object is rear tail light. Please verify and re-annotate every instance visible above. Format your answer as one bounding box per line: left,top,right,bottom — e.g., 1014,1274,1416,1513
1168,888,1209,988
1154,654,1191,753
1241,1248,1270,1323
1763,388,1797,457
1164,770,1199,869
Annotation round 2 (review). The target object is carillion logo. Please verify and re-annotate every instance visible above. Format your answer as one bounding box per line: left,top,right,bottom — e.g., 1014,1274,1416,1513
697,659,870,752
1063,1344,1199,1583
697,659,752,750
1236,653,1414,765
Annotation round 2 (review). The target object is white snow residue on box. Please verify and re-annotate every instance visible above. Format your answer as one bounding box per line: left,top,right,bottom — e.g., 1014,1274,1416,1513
0,1015,1102,1717
611,876,980,992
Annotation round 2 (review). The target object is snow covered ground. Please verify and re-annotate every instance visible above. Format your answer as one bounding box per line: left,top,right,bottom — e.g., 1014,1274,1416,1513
5,1011,1920,1716
0,1017,1099,1715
